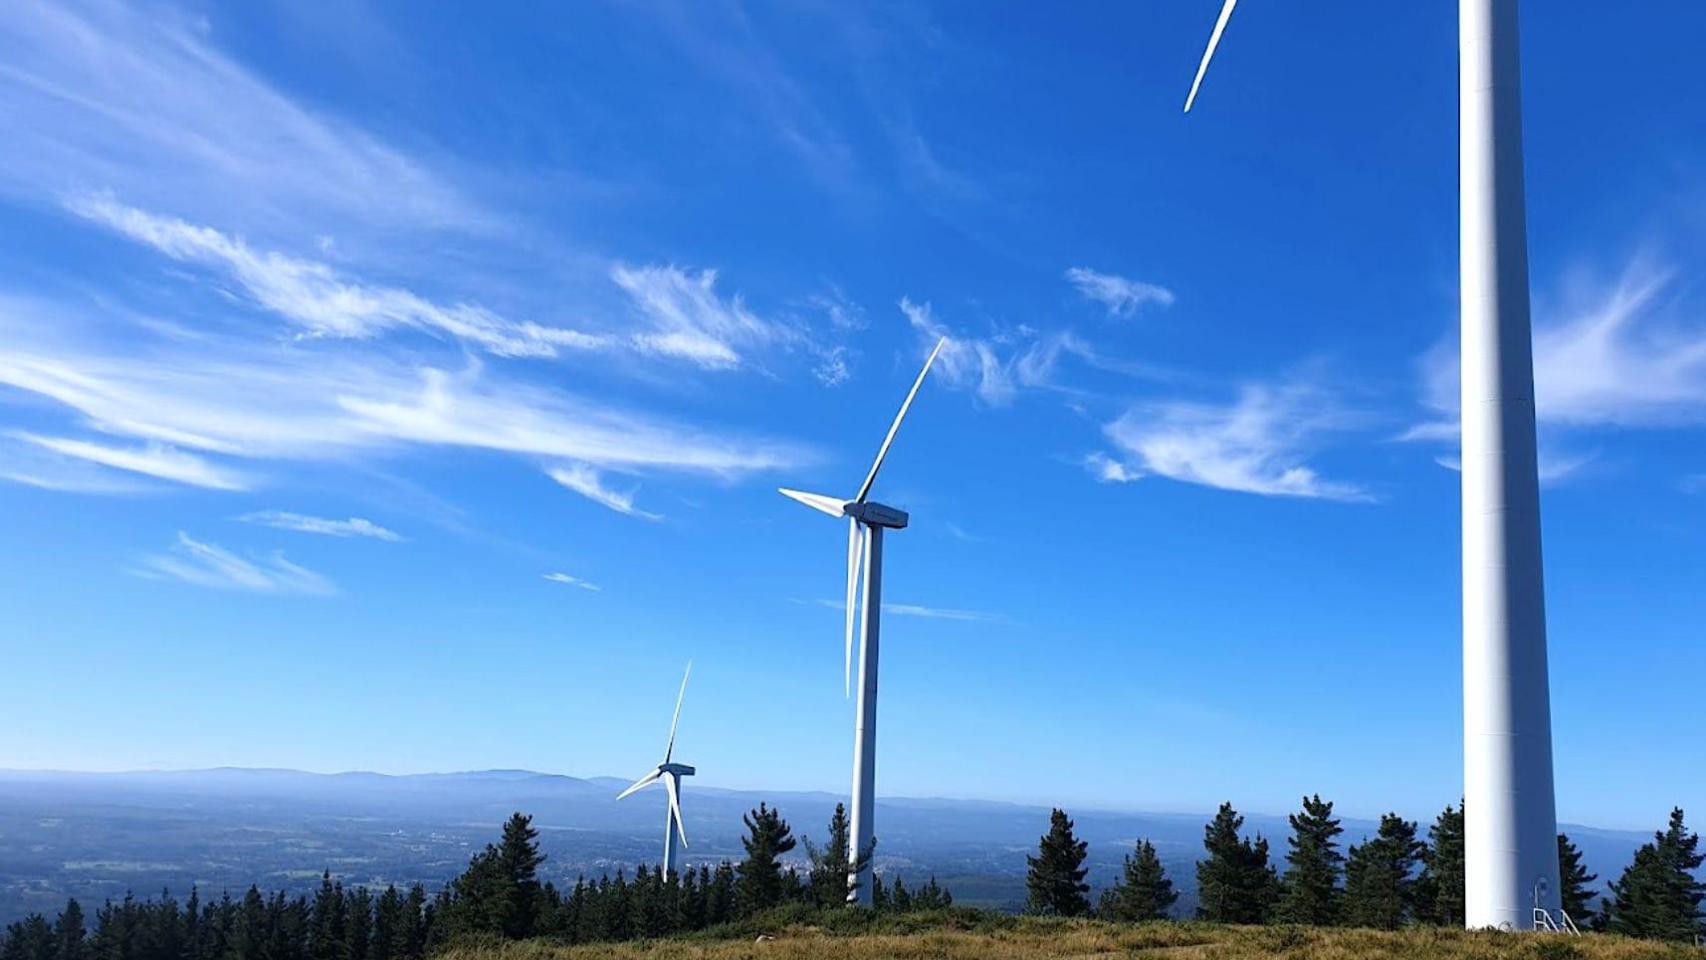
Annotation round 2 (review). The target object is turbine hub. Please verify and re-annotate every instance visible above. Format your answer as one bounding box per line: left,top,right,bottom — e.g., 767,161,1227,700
847,500,908,529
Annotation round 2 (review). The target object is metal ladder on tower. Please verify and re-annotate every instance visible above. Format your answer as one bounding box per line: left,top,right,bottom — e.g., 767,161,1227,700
1532,880,1580,935
1532,907,1581,935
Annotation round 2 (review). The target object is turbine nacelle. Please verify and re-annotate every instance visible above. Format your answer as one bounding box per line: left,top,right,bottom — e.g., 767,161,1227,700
849,501,908,529
778,489,910,530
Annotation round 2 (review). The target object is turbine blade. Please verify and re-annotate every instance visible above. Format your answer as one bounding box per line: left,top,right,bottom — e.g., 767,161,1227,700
779,487,849,518
616,769,661,801
1183,0,1239,113
664,773,687,847
663,661,690,764
855,337,946,504
844,517,862,698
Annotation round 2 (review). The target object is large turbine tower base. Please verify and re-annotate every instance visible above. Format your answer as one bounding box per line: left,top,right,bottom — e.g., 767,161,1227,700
1460,0,1560,930
847,523,883,905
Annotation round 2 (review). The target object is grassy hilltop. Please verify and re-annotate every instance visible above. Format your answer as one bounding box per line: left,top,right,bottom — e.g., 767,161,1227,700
437,912,1706,960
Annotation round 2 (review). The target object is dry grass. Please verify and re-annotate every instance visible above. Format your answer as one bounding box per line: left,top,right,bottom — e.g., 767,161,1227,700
436,916,1706,960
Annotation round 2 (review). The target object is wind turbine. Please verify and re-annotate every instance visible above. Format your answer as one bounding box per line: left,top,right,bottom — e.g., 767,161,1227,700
1181,0,1561,930
780,336,946,905
616,662,695,878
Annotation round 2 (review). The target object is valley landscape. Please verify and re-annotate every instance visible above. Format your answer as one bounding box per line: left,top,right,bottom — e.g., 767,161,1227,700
0,769,1653,928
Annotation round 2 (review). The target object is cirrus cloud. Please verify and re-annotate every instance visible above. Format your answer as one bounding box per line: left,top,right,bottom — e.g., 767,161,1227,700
239,511,402,541
1090,381,1372,502
134,532,335,595
1065,266,1175,319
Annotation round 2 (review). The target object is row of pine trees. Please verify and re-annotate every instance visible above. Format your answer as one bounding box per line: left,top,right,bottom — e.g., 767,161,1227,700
0,803,947,960
1025,799,1706,942
5,798,1701,958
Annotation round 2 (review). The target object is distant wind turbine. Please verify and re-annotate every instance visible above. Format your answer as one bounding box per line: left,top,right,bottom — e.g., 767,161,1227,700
780,337,946,905
615,662,694,878
1179,0,1562,931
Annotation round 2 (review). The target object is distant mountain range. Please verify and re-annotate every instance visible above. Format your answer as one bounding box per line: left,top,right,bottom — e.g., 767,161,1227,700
0,767,1649,924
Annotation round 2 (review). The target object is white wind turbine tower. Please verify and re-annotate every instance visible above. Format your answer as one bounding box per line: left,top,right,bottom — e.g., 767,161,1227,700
1182,0,1560,930
780,336,946,905
616,662,695,878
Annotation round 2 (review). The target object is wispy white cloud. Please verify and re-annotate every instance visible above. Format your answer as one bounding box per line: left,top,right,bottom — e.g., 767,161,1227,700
638,3,860,191
70,195,608,359
0,438,148,494
612,263,825,372
901,297,1015,405
1408,260,1706,437
899,297,1175,408
1091,382,1371,501
239,511,402,541
547,463,663,520
1433,449,1596,485
899,298,1103,406
72,197,864,383
134,532,335,595
810,345,853,387
1534,264,1706,426
0,298,809,501
943,522,982,543
1083,451,1142,484
543,572,601,592
10,431,249,490
0,3,485,236
812,597,998,622
882,602,1000,622
807,286,866,332
1065,267,1175,319
1402,260,1706,485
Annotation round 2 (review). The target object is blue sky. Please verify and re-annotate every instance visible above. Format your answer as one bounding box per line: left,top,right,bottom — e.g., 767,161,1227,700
1,1,1703,832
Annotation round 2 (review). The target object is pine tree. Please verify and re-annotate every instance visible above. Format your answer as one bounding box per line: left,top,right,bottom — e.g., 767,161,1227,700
629,866,661,939
184,888,202,960
803,804,853,908
913,878,953,911
54,901,87,960
604,874,632,942
1414,802,1465,926
234,888,266,960
677,870,703,932
308,874,348,960
1606,808,1706,941
570,879,599,944
344,888,371,960
1557,833,1599,921
1195,803,1279,924
403,885,427,960
890,877,913,913
3,915,52,960
1025,809,1091,917
1098,840,1177,922
705,863,736,926
1275,795,1344,926
447,848,507,936
734,804,797,915
1342,813,1424,930
495,812,545,938
370,889,402,960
